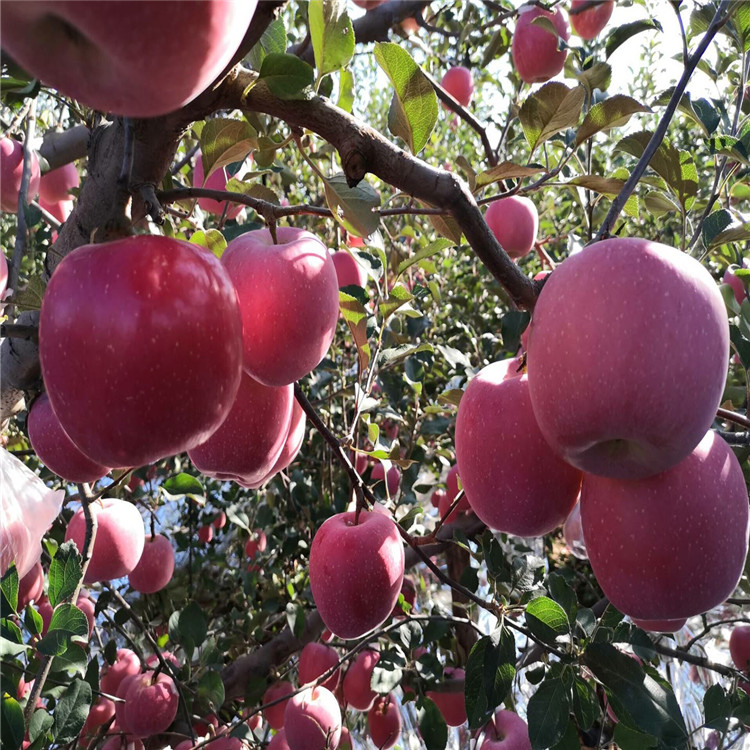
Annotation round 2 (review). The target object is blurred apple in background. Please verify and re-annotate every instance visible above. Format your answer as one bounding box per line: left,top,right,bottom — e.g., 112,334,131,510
570,0,614,39
426,667,467,726
485,197,539,260
1,137,40,213
441,66,474,107
368,693,402,749
39,161,79,203
343,648,380,710
332,250,367,288
192,150,243,219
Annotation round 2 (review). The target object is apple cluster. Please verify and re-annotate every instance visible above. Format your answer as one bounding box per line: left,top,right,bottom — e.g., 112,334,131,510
456,237,750,626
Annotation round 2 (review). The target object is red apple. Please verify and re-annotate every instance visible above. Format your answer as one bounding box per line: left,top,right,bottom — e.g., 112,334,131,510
100,649,141,697
17,561,44,610
0,137,40,213
371,462,401,496
438,487,471,524
39,161,79,204
192,150,243,219
485,197,539,260
80,697,116,743
368,693,402,749
481,709,531,749
455,364,582,536
251,399,307,487
511,5,569,84
331,250,367,288
188,371,293,486
27,393,111,484
128,534,175,594
245,531,268,559
441,66,474,108
580,430,749,621
0,251,7,299
123,670,179,738
198,525,214,544
65,498,145,583
342,649,380,710
724,265,747,305
570,0,614,40
430,488,445,509
426,667,467,727
346,233,365,248
631,617,687,633
284,686,341,750
730,625,750,672
213,511,227,529
145,651,180,670
527,237,729,479
40,235,243,468
0,2,258,118
267,729,291,749
221,227,340,386
310,510,405,639
263,681,294,730
36,597,53,635
562,501,587,560
39,196,73,224
101,736,144,750
298,642,341,692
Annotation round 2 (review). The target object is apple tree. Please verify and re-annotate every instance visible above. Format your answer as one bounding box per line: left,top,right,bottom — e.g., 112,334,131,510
1,1,750,749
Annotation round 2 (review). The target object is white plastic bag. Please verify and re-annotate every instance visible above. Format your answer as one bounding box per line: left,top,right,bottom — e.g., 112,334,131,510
0,448,64,578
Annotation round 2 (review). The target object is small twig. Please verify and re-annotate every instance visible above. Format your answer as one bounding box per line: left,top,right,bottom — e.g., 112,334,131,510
136,184,166,225
650,641,739,678
718,408,750,431
0,324,38,342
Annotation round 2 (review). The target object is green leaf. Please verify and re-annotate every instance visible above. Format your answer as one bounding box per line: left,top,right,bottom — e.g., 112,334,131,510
37,603,89,656
519,83,585,154
525,596,570,644
378,343,433,368
417,697,448,750
323,173,380,237
527,677,571,750
703,209,734,247
225,178,280,206
572,676,599,730
11,275,46,312
577,62,612,97
730,324,750,369
551,719,582,750
24,606,43,636
583,642,688,746
338,68,355,113
481,26,511,68
397,238,453,275
309,0,355,76
548,573,577,626
28,709,53,746
197,670,225,713
51,678,92,744
644,190,681,217
258,53,315,99
707,133,750,165
48,541,83,608
733,2,750,51
1,566,19,614
339,291,371,371
605,19,662,59
567,175,626,195
247,17,286,70
575,95,650,146
178,601,208,652
612,723,659,749
162,473,204,497
465,629,516,730
1,694,24,750
474,162,546,190
653,88,720,137
380,284,414,320
51,642,88,677
703,684,731,731
199,118,256,181
190,229,228,259
423,202,463,244
373,42,438,154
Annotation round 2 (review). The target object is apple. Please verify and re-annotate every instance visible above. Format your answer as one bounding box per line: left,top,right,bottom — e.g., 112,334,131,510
430,488,445,509
127,534,175,594
123,670,179,738
80,697,116,743
511,5,569,84
455,364,582,536
39,161,79,204
724,264,747,304
245,531,268,559
249,399,307,488
331,250,367,288
76,592,95,636
0,251,7,299
198,525,214,544
267,729,291,749
285,686,341,749
371,462,401,496
438,487,471,524
17,561,44,610
65,498,145,583
730,625,750,672
484,197,539,260
562,501,587,560
441,66,474,108
481,709,531,749
309,510,405,639
27,393,111,484
221,227,340,386
101,737,144,750
352,0,385,8
192,150,243,220
298,642,341,692
145,651,180,670
101,649,141,697
188,371,293,486
580,430,749,621
631,617,687,633
527,237,729,479
39,196,73,224
213,511,227,530
342,649,380,710
0,137,40,213
263,681,294,730
426,667,467,726
346,233,366,248
570,0,614,40
40,235,243,468
368,693,402,749
0,2,258,118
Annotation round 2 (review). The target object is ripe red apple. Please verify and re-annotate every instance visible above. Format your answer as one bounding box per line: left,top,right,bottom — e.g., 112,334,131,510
426,667,467,726
80,697,116,743
39,196,73,224
192,150,243,219
331,250,368,288
198,525,214,544
441,66,474,108
438,487,471,524
368,693,402,749
527,237,729,479
213,511,227,530
263,680,294,730
284,686,341,750
298,642,341,692
123,670,179,738
343,649,380,710
101,738,144,750
485,197,539,260
310,510,405,639
188,371,293,486
724,264,747,304
221,227,340,386
39,161,79,204
145,651,180,670
128,534,175,594
581,430,749,621
730,625,750,672
267,729,291,749
17,561,44,610
371,462,401,496
65,498,145,583
430,488,445,509
100,649,141,697
0,2,258,118
570,0,614,40
481,709,531,749
631,617,687,633
40,235,243,468
1,137,40,213
511,5,569,84
455,364,582,536
27,393,111,484
36,597,53,635
346,233,365,248
562,501,587,560
245,531,268,559
249,400,307,488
